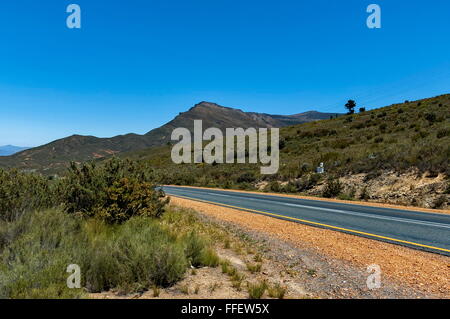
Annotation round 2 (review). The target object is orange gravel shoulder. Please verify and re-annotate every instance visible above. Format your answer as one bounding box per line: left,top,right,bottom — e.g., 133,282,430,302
167,185,450,215
170,196,450,298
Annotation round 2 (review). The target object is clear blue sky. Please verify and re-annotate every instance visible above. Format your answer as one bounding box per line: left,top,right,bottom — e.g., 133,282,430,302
1,0,449,146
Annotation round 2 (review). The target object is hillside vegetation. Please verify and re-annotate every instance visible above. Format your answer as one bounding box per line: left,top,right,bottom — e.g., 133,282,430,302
126,94,450,208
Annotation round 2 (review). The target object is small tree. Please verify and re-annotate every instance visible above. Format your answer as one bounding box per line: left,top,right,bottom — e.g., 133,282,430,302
322,177,343,198
97,178,169,224
424,112,437,124
345,100,356,115
359,107,366,113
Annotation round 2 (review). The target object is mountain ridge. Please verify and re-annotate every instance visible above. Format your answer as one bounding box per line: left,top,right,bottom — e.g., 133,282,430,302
0,101,338,173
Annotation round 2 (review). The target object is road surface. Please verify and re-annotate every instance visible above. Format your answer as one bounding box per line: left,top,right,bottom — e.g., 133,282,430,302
163,186,450,256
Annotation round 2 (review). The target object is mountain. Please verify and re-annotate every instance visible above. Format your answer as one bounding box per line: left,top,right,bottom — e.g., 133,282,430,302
0,102,339,173
0,145,30,156
144,102,338,145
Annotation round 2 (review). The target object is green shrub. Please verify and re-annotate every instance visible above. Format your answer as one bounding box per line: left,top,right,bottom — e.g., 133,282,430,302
359,187,370,200
62,162,107,216
424,112,437,124
331,138,352,149
183,231,217,266
0,207,221,297
374,137,384,143
146,243,188,287
83,236,123,292
0,169,56,222
266,181,281,193
96,178,169,224
237,172,256,184
253,254,263,262
116,217,188,288
152,285,161,297
221,260,231,274
267,283,287,299
82,217,189,292
231,272,246,291
322,177,343,198
184,231,206,267
237,182,254,190
0,209,87,299
246,263,262,274
247,280,268,299
62,159,168,224
433,195,447,209
445,182,450,194
199,248,220,267
437,128,450,139
306,173,322,189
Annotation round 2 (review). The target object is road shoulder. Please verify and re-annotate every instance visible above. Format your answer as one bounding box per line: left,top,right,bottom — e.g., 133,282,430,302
170,196,450,298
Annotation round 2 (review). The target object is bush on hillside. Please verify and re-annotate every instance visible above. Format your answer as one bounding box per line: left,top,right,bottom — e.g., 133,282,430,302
0,169,56,222
62,159,168,223
237,172,256,184
322,177,343,198
437,128,450,139
424,112,437,124
445,181,450,194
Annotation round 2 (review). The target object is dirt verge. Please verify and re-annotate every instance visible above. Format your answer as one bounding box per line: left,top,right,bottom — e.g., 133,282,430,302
170,196,450,298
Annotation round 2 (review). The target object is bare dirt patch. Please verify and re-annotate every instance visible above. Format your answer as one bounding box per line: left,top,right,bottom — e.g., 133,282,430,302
170,197,450,298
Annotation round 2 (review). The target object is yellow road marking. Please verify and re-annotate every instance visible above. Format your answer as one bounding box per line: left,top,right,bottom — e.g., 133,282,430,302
170,194,450,254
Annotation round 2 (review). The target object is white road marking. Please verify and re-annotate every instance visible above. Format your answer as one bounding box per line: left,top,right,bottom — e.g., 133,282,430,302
168,189,450,230
281,203,450,230
207,193,232,197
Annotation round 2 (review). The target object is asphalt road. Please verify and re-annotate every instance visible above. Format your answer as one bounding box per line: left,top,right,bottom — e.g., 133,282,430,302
163,186,450,256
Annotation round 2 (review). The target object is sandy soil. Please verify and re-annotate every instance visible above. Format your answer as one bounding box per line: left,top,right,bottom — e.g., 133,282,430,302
170,197,450,298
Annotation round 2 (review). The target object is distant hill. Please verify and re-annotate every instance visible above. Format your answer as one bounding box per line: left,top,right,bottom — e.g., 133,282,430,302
0,101,338,173
0,145,30,156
